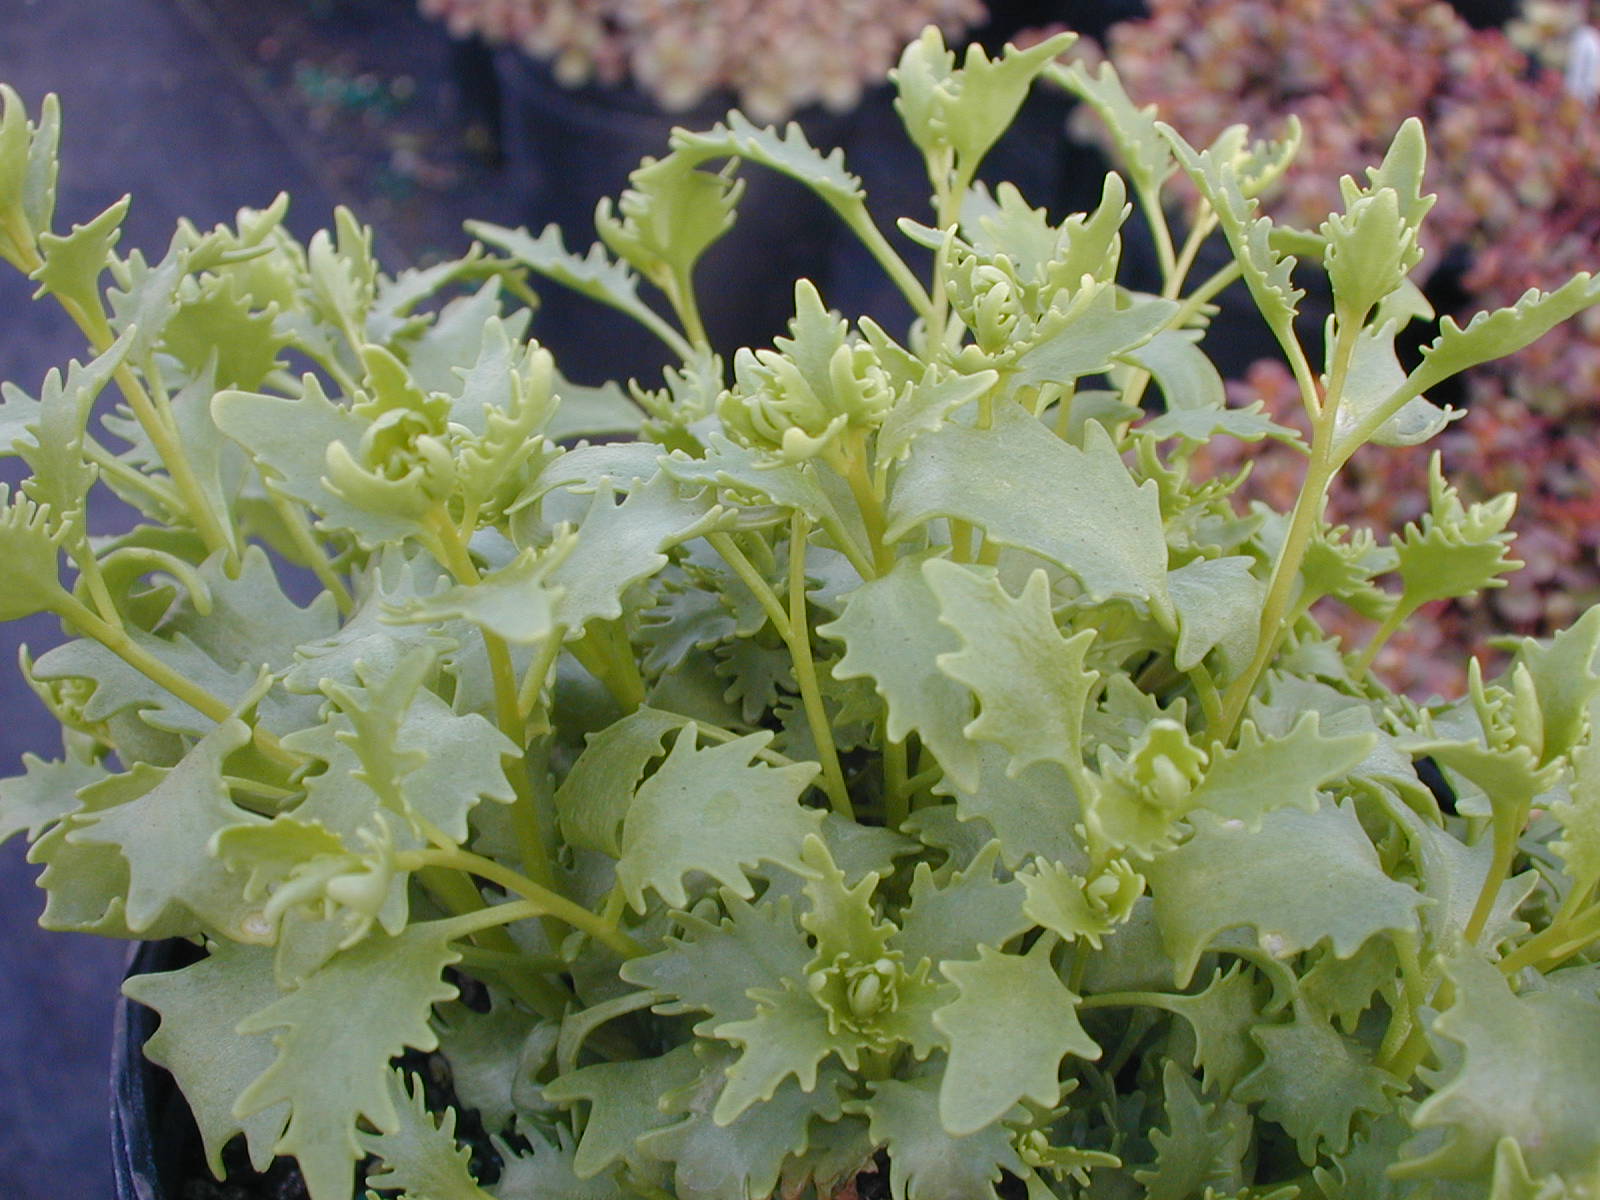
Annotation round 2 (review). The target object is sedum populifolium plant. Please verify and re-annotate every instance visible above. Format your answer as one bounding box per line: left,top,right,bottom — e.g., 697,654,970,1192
4,26,1600,1200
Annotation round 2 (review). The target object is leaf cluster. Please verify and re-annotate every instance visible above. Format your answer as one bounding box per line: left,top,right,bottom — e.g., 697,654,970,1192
4,30,1600,1200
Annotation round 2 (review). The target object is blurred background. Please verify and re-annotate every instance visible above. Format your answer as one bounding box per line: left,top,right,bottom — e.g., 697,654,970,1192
5,0,1596,1194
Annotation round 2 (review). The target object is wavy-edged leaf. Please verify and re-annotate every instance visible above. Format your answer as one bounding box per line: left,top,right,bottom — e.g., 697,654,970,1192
1398,955,1600,1186
69,714,266,938
489,1127,626,1199
887,406,1170,609
1012,285,1179,392
30,194,128,334
360,1069,494,1198
542,1044,703,1180
712,979,845,1125
615,726,821,911
121,940,288,1176
670,112,863,209
556,706,689,858
934,940,1099,1135
388,542,567,646
930,744,1088,872
1146,802,1425,986
596,151,741,296
895,841,1030,977
820,553,981,791
865,1067,1028,1200
0,483,66,621
925,559,1099,777
1513,606,1600,767
1235,998,1402,1165
1188,713,1375,830
876,369,995,465
1167,556,1263,674
234,919,463,1200
1136,1061,1249,1200
0,752,108,846
1053,61,1175,196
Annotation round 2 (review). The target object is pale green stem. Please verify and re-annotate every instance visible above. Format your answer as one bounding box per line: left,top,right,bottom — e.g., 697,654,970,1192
661,271,709,354
266,484,354,615
787,512,853,818
882,736,909,830
410,846,645,958
707,531,792,639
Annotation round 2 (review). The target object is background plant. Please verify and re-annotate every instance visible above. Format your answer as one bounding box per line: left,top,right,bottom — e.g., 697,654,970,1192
5,24,1600,1200
416,0,985,119
1081,0,1600,693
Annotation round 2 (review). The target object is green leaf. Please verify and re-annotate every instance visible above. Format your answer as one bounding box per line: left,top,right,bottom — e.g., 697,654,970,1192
1404,273,1600,400
925,560,1099,778
361,1070,495,1199
876,369,996,466
1235,998,1402,1165
161,273,289,391
490,1129,626,1199
1332,322,1456,451
711,979,845,1125
669,112,863,210
660,431,845,530
1389,456,1519,613
234,919,463,1200
0,483,66,621
0,752,108,846
895,841,1031,977
1398,955,1600,1186
887,405,1170,610
543,1045,703,1179
1053,61,1175,197
1135,1061,1249,1200
1146,802,1425,986
0,85,61,263
1510,606,1600,765
638,1048,851,1200
30,194,128,335
555,706,690,858
1322,187,1421,325
929,744,1088,872
1012,285,1179,392
1167,556,1263,673
548,474,730,635
1139,402,1304,448
622,891,812,1035
596,152,741,298
865,1067,1028,1200
615,725,822,911
69,714,267,938
1122,329,1227,413
121,941,289,1175
433,997,543,1136
388,542,567,646
819,553,981,791
1188,714,1375,830
214,373,419,546
933,940,1099,1135
891,29,1076,180
1159,964,1269,1098
1160,125,1304,351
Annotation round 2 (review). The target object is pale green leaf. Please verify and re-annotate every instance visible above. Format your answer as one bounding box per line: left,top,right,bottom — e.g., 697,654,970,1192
621,891,811,1035
1011,285,1179,392
895,841,1031,977
235,919,463,1200
433,997,543,1137
1122,329,1226,412
121,940,288,1176
0,752,107,846
1188,714,1375,829
669,112,863,210
596,152,741,294
1158,964,1269,1098
1510,606,1600,765
660,431,846,530
711,980,844,1125
1235,998,1402,1165
933,940,1099,1135
490,1129,626,1199
887,405,1170,609
615,726,821,911
876,369,995,465
929,744,1088,872
70,714,267,938
556,706,689,858
1146,802,1425,986
1167,556,1263,673
387,543,566,645
925,559,1099,776
1053,61,1175,196
865,1068,1028,1200
1390,456,1519,613
30,194,128,330
1399,956,1600,1186
1139,402,1304,448
164,544,339,674
542,1045,703,1179
361,1070,495,1199
1404,274,1600,400
1331,322,1456,451
819,553,981,791
0,483,65,621
638,1047,851,1200
1136,1061,1249,1200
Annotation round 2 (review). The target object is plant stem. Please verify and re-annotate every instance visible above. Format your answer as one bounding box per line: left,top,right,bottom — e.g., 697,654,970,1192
882,735,909,829
787,512,853,817
266,484,354,615
411,846,644,958
708,531,792,638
